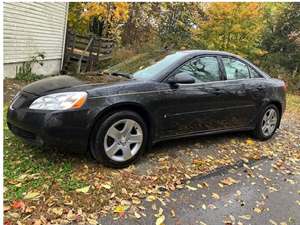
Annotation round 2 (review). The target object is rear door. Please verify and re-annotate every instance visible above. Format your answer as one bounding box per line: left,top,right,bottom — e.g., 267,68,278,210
219,56,260,128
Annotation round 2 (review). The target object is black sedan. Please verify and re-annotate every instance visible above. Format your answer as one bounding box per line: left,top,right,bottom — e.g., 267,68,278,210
7,50,286,168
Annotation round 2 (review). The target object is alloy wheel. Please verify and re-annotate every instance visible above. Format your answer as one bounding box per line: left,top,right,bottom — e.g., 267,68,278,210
261,108,278,137
104,119,143,162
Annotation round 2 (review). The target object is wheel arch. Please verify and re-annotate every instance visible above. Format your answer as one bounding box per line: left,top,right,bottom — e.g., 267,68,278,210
269,101,282,128
262,100,283,128
88,102,154,152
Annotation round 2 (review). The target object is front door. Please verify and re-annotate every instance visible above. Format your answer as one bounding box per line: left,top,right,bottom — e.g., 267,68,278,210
158,55,230,138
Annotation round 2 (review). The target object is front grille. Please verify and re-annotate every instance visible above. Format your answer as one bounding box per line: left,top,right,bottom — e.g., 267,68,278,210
8,123,36,140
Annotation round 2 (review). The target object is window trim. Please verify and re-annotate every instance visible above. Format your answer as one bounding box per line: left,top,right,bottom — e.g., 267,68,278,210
164,55,223,84
221,56,252,80
220,56,264,80
248,65,262,79
161,53,265,84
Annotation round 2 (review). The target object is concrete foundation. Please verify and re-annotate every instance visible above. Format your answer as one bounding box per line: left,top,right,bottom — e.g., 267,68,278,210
4,59,62,78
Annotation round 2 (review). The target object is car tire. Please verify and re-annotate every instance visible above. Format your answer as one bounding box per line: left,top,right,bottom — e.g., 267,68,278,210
254,104,280,140
90,110,148,168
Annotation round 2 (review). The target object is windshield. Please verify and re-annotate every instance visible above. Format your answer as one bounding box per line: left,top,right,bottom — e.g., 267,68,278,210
132,52,185,81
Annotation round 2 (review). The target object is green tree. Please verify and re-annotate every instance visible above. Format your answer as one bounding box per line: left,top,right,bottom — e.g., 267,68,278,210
261,3,300,75
120,3,160,48
158,3,205,49
192,3,265,58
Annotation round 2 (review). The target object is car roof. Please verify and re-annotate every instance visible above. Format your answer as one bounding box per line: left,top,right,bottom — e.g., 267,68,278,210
176,49,241,58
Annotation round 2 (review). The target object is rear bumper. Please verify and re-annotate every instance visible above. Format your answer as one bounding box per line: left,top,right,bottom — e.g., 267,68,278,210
7,107,91,153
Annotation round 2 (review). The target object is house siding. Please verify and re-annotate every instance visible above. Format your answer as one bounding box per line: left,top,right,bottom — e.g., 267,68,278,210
4,2,68,77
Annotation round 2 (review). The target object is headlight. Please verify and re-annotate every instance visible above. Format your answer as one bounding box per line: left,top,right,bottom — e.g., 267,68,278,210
29,92,87,110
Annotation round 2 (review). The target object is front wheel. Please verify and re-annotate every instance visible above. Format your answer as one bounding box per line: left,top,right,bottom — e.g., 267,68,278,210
254,104,280,140
90,110,148,168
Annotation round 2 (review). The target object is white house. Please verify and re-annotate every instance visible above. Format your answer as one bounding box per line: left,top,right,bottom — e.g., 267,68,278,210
4,2,68,78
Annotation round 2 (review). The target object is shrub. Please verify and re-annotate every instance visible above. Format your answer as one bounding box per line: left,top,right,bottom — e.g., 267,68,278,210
16,53,45,81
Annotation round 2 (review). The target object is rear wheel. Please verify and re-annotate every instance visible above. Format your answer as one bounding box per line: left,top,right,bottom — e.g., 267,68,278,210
254,104,280,140
90,110,148,168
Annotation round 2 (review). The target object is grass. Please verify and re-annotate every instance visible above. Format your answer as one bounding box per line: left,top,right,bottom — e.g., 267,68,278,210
3,106,87,201
287,93,300,112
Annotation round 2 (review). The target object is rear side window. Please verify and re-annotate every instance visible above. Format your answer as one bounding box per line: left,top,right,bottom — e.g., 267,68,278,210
176,56,221,83
249,67,261,78
222,57,250,80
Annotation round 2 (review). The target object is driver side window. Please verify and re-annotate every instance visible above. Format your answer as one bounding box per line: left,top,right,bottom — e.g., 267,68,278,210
175,56,221,83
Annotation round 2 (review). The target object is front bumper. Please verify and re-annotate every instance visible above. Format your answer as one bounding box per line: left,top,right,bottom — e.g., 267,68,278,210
7,106,92,153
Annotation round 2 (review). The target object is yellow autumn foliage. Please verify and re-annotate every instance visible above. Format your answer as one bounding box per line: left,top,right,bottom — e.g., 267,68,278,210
192,3,265,58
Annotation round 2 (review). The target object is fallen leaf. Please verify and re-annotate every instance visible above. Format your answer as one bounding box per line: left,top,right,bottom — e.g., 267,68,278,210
23,191,40,199
4,219,11,225
186,185,197,191
75,186,90,193
155,207,163,217
87,218,98,225
235,190,241,196
269,187,278,192
102,183,111,190
113,205,129,213
220,177,239,186
239,215,251,220
208,204,217,209
146,195,156,202
12,200,25,210
212,193,220,199
4,206,11,214
254,207,262,214
269,219,278,225
66,210,76,221
170,209,176,217
246,139,255,145
132,197,141,205
8,212,20,218
33,219,42,225
134,211,141,219
50,207,64,216
156,214,165,225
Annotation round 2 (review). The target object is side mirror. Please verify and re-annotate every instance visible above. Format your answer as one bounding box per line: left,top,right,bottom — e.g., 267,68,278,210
168,72,196,86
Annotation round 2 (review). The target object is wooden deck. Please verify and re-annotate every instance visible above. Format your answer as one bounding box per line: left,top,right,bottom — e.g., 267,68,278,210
62,31,114,74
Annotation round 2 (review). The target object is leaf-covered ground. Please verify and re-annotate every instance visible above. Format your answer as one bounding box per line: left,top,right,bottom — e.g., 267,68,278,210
3,79,300,224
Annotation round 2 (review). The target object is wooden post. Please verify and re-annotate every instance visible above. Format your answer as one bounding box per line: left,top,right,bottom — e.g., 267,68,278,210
77,37,94,74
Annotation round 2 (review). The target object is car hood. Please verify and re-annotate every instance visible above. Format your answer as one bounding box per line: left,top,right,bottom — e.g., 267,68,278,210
21,75,137,96
22,75,86,96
